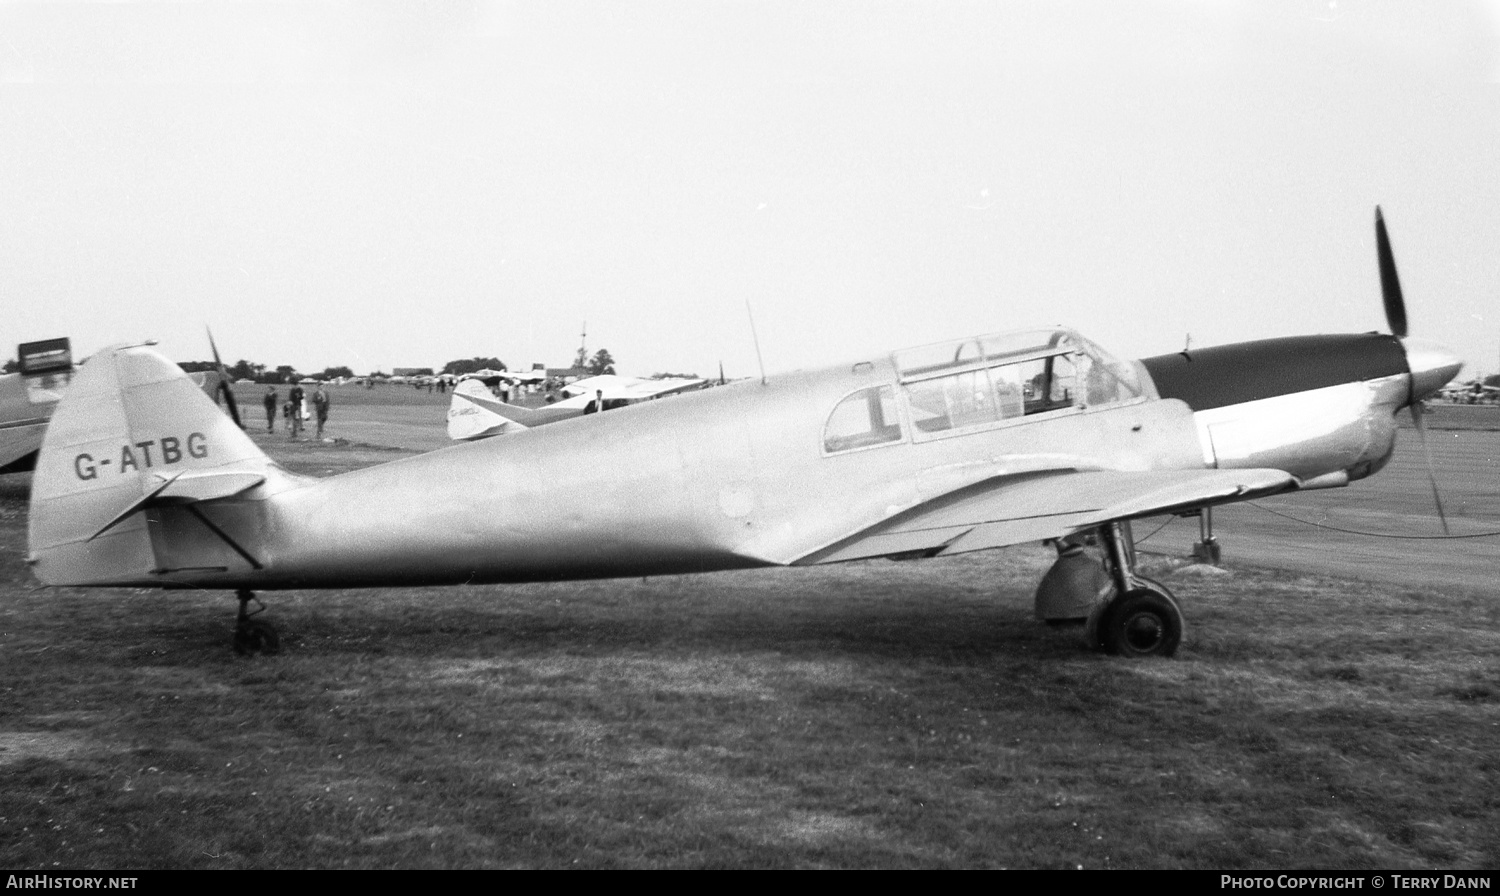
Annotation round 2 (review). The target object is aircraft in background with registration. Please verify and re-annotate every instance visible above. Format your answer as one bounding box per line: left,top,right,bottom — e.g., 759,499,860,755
25,209,1462,659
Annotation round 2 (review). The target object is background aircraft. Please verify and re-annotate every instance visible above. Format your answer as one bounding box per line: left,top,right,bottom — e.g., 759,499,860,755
1438,379,1499,404
446,378,586,440
1,333,242,475
0,338,74,474
559,374,707,402
446,373,707,441
25,211,1462,660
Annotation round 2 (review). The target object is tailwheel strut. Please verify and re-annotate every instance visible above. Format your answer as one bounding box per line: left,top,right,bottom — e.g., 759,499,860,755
1089,521,1185,658
233,589,281,656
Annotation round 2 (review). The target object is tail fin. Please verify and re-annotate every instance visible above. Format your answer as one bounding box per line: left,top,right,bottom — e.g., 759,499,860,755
446,378,532,440
27,344,304,587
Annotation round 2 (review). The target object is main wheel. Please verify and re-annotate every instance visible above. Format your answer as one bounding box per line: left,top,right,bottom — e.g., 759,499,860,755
234,619,281,656
1099,588,1182,658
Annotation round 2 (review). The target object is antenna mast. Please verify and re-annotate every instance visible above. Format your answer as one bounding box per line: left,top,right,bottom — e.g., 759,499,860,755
746,301,767,385
573,321,588,370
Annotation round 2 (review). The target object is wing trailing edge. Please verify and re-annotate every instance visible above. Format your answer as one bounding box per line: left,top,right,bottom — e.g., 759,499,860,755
793,467,1299,566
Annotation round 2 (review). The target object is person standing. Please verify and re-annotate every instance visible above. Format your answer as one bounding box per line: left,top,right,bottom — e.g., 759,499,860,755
262,386,278,433
312,384,330,440
288,383,305,440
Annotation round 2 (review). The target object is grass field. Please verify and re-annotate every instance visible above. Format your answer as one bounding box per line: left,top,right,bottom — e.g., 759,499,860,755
1,400,1497,869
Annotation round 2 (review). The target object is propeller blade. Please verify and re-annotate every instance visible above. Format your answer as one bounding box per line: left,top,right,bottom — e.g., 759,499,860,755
1408,403,1450,535
1375,206,1407,338
206,327,244,430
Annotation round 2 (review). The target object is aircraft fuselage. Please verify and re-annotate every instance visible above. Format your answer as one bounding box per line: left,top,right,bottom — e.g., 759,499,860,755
102,331,1433,591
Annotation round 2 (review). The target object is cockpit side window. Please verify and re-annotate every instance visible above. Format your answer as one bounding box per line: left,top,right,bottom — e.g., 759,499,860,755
823,385,903,453
892,329,1146,439
904,353,1079,434
999,353,1077,416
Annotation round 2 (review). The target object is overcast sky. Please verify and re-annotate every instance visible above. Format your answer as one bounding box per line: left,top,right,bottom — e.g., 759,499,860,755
3,1,1498,380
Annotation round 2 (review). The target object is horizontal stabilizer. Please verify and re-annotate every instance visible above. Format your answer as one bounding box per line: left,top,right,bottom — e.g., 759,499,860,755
89,470,268,540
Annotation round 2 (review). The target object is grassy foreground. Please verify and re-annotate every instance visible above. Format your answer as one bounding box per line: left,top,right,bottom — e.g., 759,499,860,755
0,439,1496,869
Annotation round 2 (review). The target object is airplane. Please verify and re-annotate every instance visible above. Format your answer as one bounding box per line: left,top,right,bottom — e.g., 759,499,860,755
24,209,1462,659
446,377,588,439
0,339,75,474
1,333,244,475
1438,379,1499,404
446,373,707,441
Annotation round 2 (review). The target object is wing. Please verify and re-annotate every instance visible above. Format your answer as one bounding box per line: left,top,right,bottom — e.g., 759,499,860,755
792,467,1297,565
625,377,706,399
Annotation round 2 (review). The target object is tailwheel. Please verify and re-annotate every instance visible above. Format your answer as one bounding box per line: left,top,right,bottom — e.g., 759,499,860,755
1099,581,1183,658
233,589,281,656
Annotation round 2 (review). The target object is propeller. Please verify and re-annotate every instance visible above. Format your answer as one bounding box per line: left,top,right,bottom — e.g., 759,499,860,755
1408,406,1450,534
207,327,244,430
1375,206,1407,338
1375,206,1448,534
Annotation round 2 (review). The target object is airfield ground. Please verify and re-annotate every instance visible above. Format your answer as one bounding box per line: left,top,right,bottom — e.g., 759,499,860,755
0,385,1494,868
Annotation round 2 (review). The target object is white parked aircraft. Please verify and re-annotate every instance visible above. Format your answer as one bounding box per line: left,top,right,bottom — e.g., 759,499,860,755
447,374,707,441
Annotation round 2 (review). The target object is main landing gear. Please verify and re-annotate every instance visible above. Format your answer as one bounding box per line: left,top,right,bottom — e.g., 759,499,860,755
233,589,281,656
1034,521,1184,658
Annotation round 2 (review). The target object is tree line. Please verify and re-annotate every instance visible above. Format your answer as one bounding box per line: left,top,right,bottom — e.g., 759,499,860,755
165,348,621,383
3,348,636,381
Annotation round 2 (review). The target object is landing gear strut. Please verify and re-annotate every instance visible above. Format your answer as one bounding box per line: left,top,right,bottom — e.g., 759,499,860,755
233,589,280,656
1191,506,1222,565
1092,521,1184,658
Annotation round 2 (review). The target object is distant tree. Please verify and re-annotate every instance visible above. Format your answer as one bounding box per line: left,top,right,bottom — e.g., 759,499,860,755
587,349,616,376
441,357,506,376
320,366,355,380
274,365,299,383
1486,374,1500,388
230,360,264,382
650,371,699,380
2,358,19,374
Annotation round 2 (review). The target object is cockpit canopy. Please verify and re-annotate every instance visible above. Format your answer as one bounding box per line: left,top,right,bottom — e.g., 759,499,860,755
893,329,1144,436
823,329,1146,454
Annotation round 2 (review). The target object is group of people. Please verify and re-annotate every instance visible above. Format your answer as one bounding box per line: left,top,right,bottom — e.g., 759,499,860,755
262,383,330,440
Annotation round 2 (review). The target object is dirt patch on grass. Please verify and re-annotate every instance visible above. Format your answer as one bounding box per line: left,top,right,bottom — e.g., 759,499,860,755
0,731,98,766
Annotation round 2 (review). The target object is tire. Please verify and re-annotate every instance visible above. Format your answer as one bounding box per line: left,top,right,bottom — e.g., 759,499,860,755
1100,588,1182,658
234,619,282,656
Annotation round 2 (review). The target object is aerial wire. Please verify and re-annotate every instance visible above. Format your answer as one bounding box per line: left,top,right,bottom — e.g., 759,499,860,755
1245,501,1500,539
1131,515,1178,546
746,300,767,385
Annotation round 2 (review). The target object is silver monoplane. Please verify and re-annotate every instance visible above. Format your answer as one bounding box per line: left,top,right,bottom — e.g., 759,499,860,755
25,210,1462,658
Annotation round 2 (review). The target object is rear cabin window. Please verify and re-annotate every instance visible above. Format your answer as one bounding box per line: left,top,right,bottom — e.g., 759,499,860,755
823,386,903,453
